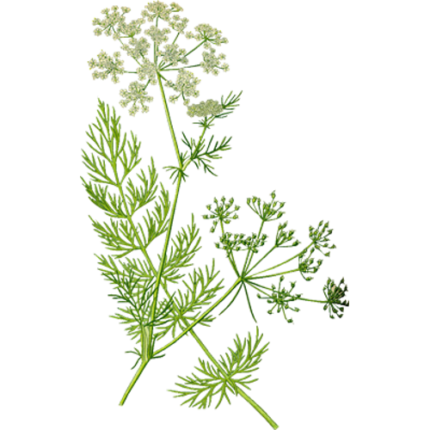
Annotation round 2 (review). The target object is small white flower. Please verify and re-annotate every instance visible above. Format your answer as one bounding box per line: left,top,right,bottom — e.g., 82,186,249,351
94,6,127,37
121,37,151,59
88,50,125,83
89,1,230,115
187,99,223,117
119,81,154,115
137,58,158,85
159,43,188,66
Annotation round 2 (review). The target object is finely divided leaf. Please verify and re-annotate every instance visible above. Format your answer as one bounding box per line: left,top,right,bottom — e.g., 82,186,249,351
161,214,201,283
162,130,234,185
165,331,270,411
182,133,232,176
124,157,158,215
192,91,243,128
137,183,171,247
87,183,171,258
156,260,223,339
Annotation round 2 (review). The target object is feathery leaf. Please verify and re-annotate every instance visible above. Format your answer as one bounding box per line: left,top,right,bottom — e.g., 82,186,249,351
157,257,225,339
165,330,271,411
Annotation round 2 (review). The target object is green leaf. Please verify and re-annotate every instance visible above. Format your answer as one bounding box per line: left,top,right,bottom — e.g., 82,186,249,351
79,96,146,219
255,276,303,326
83,174,171,258
165,331,271,411
191,90,245,130
82,99,148,211
322,275,350,320
138,183,171,247
124,157,158,215
161,214,202,283
164,164,189,183
200,194,242,234
153,257,225,339
106,271,174,342
91,251,154,281
162,130,234,184
245,188,288,222
90,217,140,259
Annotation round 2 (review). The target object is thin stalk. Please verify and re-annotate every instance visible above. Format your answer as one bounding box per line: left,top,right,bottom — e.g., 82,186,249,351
243,220,265,275
247,245,276,275
250,268,300,280
246,241,315,279
191,331,280,430
114,47,277,427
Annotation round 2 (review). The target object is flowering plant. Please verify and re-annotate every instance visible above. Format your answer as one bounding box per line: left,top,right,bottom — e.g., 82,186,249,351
80,0,349,429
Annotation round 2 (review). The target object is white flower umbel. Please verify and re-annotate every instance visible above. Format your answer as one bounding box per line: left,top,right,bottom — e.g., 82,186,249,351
84,5,350,430
88,1,230,115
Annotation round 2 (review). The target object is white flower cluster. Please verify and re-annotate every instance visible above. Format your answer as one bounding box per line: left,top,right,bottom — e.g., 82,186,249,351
118,79,155,118
91,5,133,42
182,97,224,118
87,50,126,85
163,68,203,106
199,42,231,77
87,0,231,118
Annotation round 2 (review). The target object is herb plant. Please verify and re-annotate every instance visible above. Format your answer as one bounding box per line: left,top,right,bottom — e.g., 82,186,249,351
82,2,349,428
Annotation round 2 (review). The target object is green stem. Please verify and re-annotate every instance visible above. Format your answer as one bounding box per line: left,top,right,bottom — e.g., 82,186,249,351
118,79,212,405
116,350,151,407
247,267,300,280
190,331,278,429
247,245,277,275
246,241,315,279
152,278,242,358
117,38,280,430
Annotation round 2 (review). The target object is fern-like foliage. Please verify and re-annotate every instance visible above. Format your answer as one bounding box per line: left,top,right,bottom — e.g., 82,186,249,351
156,261,223,339
161,215,202,283
106,271,173,338
192,91,243,128
82,100,180,366
165,134,232,182
165,92,242,182
170,327,269,409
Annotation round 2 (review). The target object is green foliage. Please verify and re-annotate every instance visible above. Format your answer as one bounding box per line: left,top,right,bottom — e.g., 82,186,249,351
156,261,223,339
162,130,234,184
191,91,243,128
162,215,202,283
170,327,269,409
257,277,301,323
84,4,349,426
83,183,171,258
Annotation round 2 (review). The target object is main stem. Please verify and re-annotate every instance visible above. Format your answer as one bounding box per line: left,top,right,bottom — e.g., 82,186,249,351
119,69,278,429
